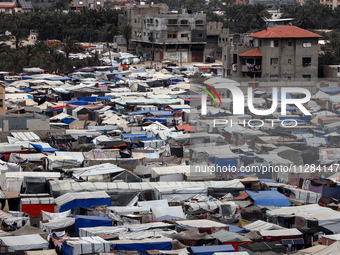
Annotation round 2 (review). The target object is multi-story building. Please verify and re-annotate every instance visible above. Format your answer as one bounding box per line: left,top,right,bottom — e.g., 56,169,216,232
119,4,207,63
222,26,322,85
0,0,32,14
69,0,104,10
320,0,340,9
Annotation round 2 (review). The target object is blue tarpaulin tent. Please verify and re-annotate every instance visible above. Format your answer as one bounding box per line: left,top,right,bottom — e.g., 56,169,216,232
77,97,97,102
67,100,89,106
190,244,235,255
149,111,174,117
30,143,58,152
113,240,172,254
75,216,112,236
246,190,291,207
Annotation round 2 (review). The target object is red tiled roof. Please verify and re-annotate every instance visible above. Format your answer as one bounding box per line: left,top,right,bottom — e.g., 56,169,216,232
250,26,322,39
239,47,262,57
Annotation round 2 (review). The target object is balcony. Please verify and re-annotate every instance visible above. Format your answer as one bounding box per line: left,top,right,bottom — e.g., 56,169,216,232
242,64,261,72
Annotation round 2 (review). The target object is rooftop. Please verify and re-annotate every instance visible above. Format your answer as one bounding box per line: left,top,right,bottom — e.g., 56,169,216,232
250,26,322,39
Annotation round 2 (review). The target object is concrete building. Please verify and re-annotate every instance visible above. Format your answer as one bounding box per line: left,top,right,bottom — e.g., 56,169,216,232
0,0,33,13
222,26,322,85
69,0,104,10
320,0,340,9
119,4,207,63
0,114,50,132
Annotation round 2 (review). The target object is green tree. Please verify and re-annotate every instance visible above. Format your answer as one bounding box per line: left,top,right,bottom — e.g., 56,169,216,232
120,24,132,51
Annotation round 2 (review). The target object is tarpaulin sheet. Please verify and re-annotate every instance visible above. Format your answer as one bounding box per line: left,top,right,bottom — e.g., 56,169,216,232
246,190,291,207
190,244,235,255
67,100,89,105
60,197,111,212
322,185,340,199
75,216,112,236
309,184,323,194
114,240,172,254
30,143,58,152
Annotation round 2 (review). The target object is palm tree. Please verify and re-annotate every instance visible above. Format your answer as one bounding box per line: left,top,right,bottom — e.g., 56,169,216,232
21,45,36,67
47,48,65,71
61,36,83,60
120,24,132,51
6,51,23,73
102,24,116,62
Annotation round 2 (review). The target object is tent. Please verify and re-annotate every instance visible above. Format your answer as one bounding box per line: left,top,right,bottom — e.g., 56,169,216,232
71,163,125,180
12,225,48,240
211,230,252,252
44,156,78,170
111,238,172,255
0,234,48,252
30,143,58,152
63,236,110,255
55,191,111,212
190,245,235,255
245,190,291,207
177,220,228,234
75,216,112,236
39,217,75,234
310,242,340,255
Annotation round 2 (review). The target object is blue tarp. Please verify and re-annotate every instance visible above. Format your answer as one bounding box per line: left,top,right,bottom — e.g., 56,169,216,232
246,190,291,207
149,111,174,117
30,143,58,152
228,225,243,233
275,92,292,99
62,243,73,255
20,87,34,92
190,245,235,255
127,111,149,115
260,179,277,183
60,197,111,212
121,134,149,140
75,216,112,236
62,118,76,124
322,185,340,199
77,97,97,102
67,100,89,105
321,87,340,94
113,240,172,255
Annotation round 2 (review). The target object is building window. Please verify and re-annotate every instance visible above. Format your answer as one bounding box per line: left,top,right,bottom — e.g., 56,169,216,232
288,76,292,81
199,34,203,37
0,99,3,107
195,20,204,25
303,42,312,47
180,20,189,25
288,59,291,64
156,34,158,39
253,39,258,47
224,55,227,61
259,40,262,46
155,19,159,25
134,19,137,23
167,31,178,38
270,40,279,47
302,75,311,81
168,19,178,25
181,34,188,38
288,42,292,46
134,31,137,35
302,57,311,66
271,58,278,65
270,75,279,81
143,32,146,36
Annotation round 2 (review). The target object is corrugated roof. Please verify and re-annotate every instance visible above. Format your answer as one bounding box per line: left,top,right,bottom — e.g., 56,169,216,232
239,47,262,57
250,26,322,39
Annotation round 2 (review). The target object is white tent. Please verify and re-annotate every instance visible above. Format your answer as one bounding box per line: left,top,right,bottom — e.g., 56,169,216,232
45,156,78,170
64,236,110,255
0,234,48,251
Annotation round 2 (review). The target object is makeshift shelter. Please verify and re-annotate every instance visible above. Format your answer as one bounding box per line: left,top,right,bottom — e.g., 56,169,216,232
190,245,235,255
176,219,228,234
211,230,252,252
21,194,54,216
245,190,291,207
313,241,340,255
321,234,340,245
238,242,287,255
12,225,48,239
111,238,173,254
39,217,75,234
70,163,125,182
259,228,303,242
268,204,340,233
62,236,111,255
75,216,112,236
44,156,78,170
29,143,58,152
55,191,111,212
165,229,214,246
243,220,286,232
271,146,303,166
0,234,48,252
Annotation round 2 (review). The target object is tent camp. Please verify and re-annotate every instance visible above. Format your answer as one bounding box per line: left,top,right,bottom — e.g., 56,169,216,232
55,191,111,212
75,216,112,236
0,234,48,252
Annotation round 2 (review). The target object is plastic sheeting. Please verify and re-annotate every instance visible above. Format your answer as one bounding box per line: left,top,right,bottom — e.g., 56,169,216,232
42,210,71,221
45,156,78,170
111,238,172,255
63,236,110,255
246,190,291,207
0,234,48,252
39,217,75,233
190,244,235,255
75,216,112,236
